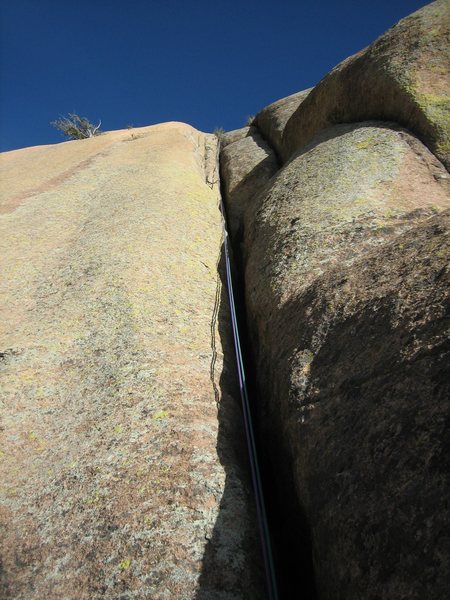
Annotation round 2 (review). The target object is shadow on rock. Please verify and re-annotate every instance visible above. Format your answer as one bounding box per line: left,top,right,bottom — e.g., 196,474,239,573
195,241,319,599
195,245,266,599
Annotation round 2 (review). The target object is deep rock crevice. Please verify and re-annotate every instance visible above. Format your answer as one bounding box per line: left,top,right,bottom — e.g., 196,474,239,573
217,148,318,598
217,5,450,598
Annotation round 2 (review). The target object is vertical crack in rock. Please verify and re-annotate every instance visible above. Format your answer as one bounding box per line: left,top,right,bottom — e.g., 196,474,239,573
1,3,449,599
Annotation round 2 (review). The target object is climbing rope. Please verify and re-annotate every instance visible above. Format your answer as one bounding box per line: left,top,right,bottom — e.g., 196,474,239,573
218,195,279,600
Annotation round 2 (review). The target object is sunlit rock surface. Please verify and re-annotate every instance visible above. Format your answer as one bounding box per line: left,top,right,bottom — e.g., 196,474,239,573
0,123,264,599
281,0,450,168
2,2,449,599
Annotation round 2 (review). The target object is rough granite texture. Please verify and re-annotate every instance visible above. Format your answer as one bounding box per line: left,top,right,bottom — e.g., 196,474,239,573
0,123,264,599
281,0,450,168
220,7,450,593
254,88,312,159
244,123,450,310
2,2,450,598
238,122,450,598
254,212,450,600
219,127,252,150
220,130,278,242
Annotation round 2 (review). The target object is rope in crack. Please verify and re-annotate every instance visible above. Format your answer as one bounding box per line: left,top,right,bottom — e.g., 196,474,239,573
218,193,279,600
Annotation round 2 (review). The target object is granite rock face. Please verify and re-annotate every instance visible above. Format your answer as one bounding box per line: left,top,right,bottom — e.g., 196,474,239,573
241,124,450,599
0,123,264,599
220,129,278,242
254,88,312,159
1,2,449,599
219,126,252,149
220,2,450,598
281,0,450,168
245,122,450,312
257,211,450,600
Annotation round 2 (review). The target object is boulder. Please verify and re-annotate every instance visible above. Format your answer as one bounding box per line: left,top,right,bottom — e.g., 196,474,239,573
216,7,450,598
244,122,450,314
281,0,450,168
239,121,450,598
220,128,278,243
253,211,450,600
0,123,264,599
254,88,312,158
219,126,252,149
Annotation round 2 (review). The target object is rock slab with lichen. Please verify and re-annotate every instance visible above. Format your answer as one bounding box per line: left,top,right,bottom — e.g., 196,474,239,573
0,123,264,599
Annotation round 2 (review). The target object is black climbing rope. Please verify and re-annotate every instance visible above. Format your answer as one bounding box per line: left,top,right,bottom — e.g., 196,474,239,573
219,195,279,600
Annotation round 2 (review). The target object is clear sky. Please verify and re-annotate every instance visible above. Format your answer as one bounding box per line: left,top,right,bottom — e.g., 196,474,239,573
0,0,430,152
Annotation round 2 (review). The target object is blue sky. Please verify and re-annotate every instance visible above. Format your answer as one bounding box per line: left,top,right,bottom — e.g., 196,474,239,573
0,0,429,152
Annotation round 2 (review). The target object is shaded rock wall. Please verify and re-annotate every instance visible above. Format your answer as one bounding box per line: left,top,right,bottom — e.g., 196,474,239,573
220,1,450,598
0,123,264,599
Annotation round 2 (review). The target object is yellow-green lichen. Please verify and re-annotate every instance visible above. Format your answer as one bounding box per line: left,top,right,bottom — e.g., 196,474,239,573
419,93,450,124
118,558,131,571
356,136,375,150
152,410,169,420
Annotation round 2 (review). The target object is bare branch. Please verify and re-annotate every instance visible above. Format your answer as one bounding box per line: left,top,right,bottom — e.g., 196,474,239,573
92,120,102,135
